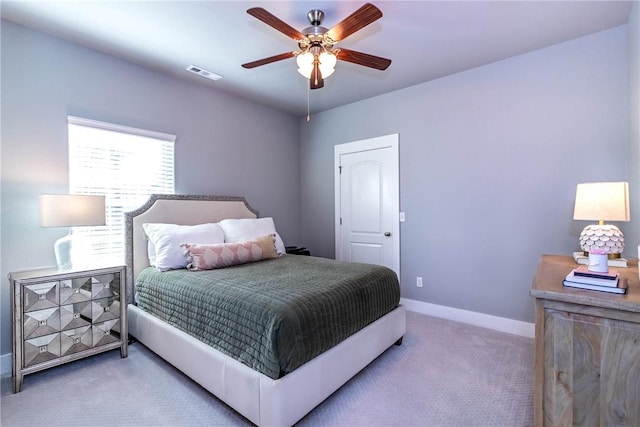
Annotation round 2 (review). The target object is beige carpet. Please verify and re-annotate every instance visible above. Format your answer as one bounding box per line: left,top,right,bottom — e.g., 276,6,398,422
1,311,534,426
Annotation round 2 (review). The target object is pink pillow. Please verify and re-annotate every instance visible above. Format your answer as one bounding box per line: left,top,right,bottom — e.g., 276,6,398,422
182,234,278,271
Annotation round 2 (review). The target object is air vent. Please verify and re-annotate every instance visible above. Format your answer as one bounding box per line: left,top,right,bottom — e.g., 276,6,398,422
186,65,222,81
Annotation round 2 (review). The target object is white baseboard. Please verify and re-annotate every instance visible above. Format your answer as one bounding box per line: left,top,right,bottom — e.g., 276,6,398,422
0,299,534,377
401,298,535,339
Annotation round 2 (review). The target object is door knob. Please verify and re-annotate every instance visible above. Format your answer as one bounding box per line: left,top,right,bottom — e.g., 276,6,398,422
384,232,391,237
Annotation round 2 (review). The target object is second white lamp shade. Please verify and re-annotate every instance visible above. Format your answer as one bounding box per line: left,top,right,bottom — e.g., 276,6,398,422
39,194,106,227
39,194,106,270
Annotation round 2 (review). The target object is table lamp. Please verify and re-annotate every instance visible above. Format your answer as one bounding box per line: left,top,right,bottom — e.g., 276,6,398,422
39,194,106,270
572,182,630,257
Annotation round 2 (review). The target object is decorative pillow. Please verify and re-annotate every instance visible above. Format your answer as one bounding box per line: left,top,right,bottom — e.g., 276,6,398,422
142,222,225,271
218,217,285,254
182,234,278,270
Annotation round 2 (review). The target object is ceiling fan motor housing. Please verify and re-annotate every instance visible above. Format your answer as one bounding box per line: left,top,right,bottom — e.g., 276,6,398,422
307,10,324,26
302,9,329,42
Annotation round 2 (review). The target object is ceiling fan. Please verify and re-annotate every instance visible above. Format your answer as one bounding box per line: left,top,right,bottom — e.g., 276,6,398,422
242,3,391,90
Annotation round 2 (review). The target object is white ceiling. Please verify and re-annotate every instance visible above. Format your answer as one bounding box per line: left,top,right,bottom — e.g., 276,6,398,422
1,1,633,116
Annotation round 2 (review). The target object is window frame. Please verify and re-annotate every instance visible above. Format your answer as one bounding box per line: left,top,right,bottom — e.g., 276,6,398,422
67,115,175,266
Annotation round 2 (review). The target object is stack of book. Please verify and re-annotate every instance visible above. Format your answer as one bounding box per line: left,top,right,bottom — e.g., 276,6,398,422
563,266,628,294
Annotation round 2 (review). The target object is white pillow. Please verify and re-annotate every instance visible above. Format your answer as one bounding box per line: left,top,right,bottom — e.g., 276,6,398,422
147,240,157,266
218,217,285,255
142,223,225,271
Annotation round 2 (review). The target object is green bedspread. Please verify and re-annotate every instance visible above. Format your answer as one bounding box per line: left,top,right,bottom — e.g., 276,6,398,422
135,254,400,379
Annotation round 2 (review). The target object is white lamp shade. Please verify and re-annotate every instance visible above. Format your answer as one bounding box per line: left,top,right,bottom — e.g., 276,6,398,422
319,52,336,78
573,182,630,222
39,194,106,227
296,52,313,74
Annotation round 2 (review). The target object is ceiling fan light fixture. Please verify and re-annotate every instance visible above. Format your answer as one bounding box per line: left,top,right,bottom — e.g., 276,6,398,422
296,51,336,79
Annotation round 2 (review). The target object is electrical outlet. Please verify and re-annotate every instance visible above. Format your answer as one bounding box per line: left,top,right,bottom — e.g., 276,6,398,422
416,276,423,287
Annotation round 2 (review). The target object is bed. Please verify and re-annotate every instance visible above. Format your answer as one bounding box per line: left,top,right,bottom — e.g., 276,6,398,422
125,194,406,426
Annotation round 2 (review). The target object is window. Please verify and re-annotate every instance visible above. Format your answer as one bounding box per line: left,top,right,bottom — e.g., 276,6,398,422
68,116,175,266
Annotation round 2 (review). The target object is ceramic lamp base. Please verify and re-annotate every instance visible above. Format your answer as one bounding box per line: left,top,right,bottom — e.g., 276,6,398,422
581,251,622,259
54,231,73,270
578,224,624,255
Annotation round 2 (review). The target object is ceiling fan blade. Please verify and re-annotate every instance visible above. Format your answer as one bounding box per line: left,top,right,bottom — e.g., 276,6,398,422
242,52,296,69
326,3,382,42
247,7,306,41
336,48,391,71
310,59,324,89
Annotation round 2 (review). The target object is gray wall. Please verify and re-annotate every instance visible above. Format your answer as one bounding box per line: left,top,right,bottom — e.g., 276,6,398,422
627,3,640,254
0,20,301,356
299,25,631,323
1,12,637,360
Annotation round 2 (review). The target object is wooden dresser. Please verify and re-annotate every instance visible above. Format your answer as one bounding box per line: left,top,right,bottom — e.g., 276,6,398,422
530,255,640,426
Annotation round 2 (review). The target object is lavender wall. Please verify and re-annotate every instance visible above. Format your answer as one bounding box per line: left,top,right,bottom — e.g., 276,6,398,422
1,16,635,365
299,26,630,324
627,3,640,252
0,20,301,357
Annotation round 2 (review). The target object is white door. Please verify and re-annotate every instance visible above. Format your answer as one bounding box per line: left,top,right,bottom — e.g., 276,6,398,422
334,134,399,277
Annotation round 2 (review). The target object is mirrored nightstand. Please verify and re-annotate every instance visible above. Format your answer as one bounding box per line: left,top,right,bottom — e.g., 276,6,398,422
9,265,127,392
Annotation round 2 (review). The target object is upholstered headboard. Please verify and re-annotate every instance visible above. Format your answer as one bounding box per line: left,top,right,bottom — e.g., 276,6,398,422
124,194,258,303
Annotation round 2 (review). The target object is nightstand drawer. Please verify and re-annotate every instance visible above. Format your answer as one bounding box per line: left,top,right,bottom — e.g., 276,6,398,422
60,302,92,330
93,319,121,347
23,282,59,312
89,273,120,299
23,307,61,339
24,333,61,367
59,279,92,304
92,297,120,323
61,326,92,356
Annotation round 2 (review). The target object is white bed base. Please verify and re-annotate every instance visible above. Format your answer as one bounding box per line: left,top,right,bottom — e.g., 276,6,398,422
125,195,406,426
129,304,405,426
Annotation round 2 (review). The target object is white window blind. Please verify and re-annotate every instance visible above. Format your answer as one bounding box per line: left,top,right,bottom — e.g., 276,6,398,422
68,116,175,266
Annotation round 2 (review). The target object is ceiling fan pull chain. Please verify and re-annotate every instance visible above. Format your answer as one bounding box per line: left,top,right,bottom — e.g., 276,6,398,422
307,83,311,122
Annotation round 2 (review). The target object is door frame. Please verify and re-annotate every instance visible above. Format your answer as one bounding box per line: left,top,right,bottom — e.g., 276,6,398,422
334,133,400,277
